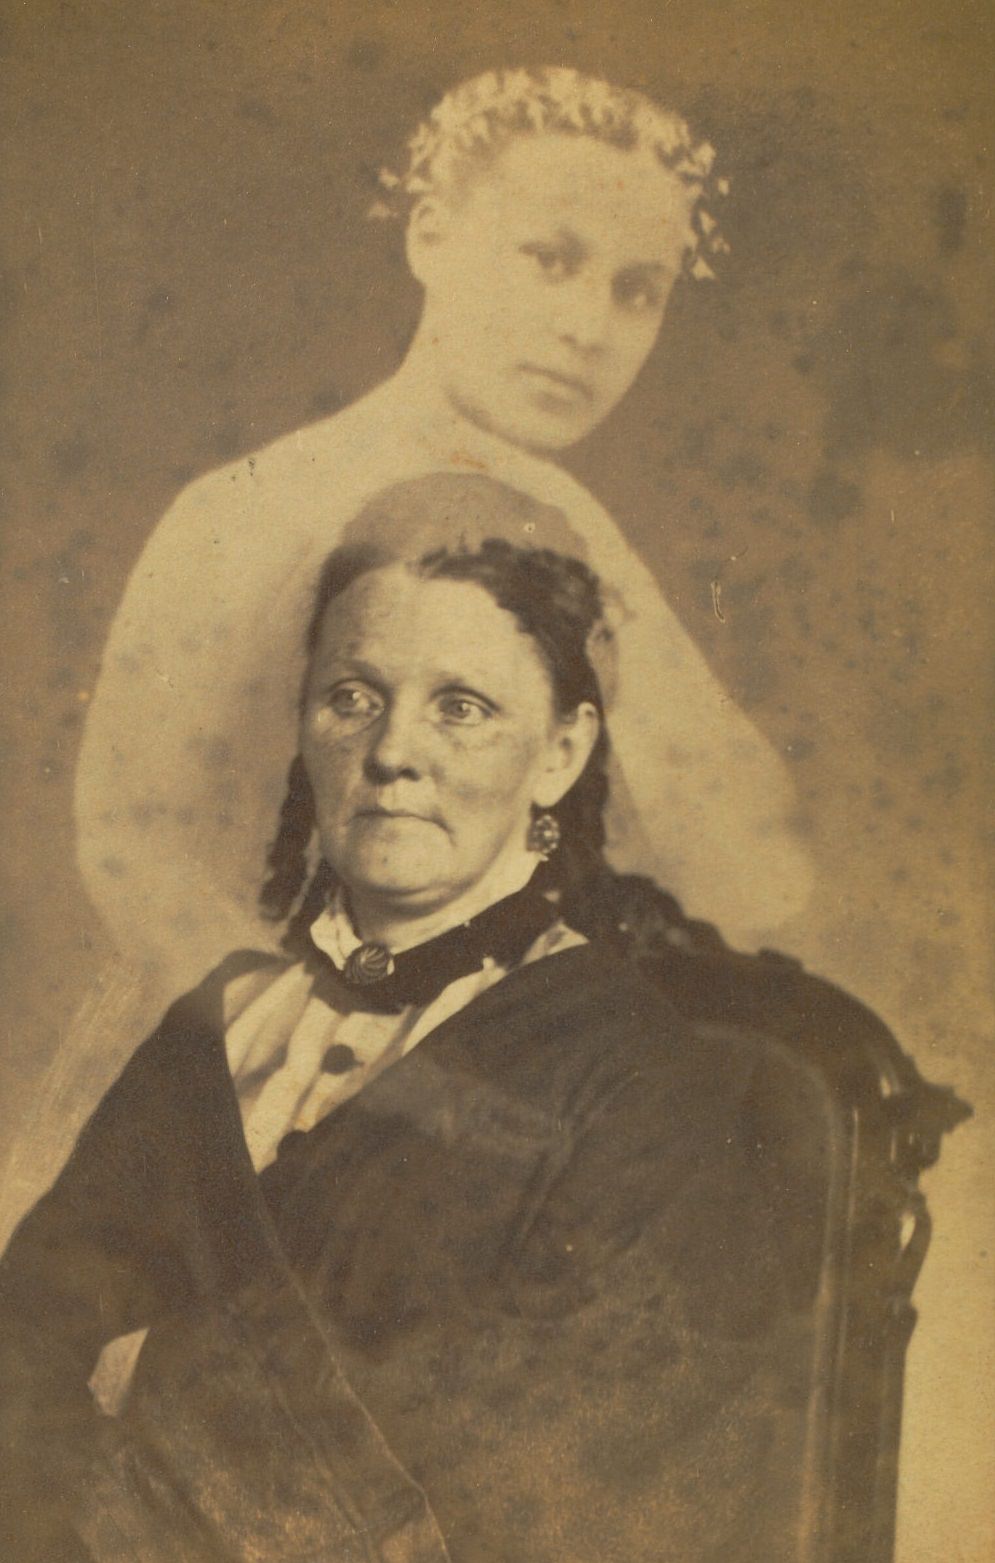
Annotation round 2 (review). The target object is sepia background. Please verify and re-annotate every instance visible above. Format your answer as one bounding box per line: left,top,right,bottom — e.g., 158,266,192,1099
1,0,992,1557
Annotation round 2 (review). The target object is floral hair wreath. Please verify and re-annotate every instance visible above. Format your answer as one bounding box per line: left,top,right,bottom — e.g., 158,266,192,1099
370,66,730,281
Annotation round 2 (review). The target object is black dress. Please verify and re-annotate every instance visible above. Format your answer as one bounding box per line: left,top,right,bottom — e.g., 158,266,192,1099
0,943,826,1562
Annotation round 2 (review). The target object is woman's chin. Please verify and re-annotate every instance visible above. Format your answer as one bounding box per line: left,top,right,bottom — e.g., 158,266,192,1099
339,845,454,911
351,877,445,910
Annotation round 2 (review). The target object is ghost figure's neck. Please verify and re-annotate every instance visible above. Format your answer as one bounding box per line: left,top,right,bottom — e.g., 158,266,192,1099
384,336,482,445
386,323,562,467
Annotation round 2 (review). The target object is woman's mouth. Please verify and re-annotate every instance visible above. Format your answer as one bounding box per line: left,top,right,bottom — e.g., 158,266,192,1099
354,807,446,832
517,363,594,403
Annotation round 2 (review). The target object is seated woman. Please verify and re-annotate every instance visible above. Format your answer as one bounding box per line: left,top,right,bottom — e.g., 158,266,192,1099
0,514,822,1562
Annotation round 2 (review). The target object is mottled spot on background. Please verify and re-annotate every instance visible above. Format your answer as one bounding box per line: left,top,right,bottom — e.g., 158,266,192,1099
50,436,92,481
801,264,994,461
900,936,966,1011
693,89,876,282
237,98,277,128
862,694,924,761
920,754,966,798
717,451,768,490
806,467,860,529
307,382,346,419
134,287,175,345
870,778,896,812
347,37,387,73
0,269,18,337
579,1421,665,1490
733,653,780,710
933,186,968,254
130,801,168,826
187,734,234,770
212,421,243,461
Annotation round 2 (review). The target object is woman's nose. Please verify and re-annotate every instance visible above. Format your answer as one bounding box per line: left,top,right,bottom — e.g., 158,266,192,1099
557,279,612,353
362,706,423,782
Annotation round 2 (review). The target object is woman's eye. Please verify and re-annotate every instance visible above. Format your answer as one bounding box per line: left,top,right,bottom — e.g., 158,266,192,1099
521,243,571,282
613,272,664,313
437,694,490,726
327,684,381,719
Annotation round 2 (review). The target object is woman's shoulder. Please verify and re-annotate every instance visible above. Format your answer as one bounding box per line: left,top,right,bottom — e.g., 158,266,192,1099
448,942,758,1164
56,951,287,1174
168,948,291,1026
472,940,695,1072
480,439,612,524
137,385,420,545
106,951,289,1092
157,425,363,516
138,385,616,566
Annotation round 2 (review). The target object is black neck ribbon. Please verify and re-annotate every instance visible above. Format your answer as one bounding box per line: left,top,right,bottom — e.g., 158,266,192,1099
309,880,561,1015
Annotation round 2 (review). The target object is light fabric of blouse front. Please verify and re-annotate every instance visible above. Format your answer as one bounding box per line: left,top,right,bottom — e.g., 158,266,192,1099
225,906,586,1173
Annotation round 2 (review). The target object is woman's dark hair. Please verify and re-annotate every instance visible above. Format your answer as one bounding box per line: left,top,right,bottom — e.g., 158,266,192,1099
261,475,724,959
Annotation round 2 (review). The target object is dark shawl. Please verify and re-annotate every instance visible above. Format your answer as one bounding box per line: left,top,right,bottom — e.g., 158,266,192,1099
0,944,826,1562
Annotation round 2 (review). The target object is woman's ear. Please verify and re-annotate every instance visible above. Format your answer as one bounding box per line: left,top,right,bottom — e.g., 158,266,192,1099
405,197,454,288
533,703,601,810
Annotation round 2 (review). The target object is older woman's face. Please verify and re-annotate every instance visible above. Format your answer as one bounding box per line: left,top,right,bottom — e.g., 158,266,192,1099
409,132,695,452
301,567,585,917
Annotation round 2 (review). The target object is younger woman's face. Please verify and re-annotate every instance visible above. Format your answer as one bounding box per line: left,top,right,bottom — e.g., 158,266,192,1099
301,567,596,922
409,131,695,453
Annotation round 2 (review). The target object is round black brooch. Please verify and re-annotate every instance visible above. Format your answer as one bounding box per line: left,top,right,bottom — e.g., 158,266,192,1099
343,942,395,987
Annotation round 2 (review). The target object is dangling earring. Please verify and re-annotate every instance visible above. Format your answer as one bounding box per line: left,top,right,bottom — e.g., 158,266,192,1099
527,809,561,859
